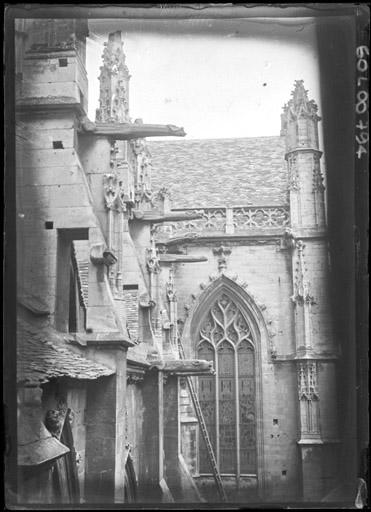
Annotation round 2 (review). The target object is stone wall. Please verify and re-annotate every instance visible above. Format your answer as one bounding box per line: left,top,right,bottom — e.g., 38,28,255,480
162,240,302,500
170,242,293,357
125,382,144,482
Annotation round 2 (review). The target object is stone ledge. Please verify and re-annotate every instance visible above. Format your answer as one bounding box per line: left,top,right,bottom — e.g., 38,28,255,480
272,351,340,362
70,331,134,349
297,439,324,445
16,97,85,115
158,230,285,246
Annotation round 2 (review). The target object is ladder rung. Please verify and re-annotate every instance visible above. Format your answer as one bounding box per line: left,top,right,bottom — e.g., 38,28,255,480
177,338,228,502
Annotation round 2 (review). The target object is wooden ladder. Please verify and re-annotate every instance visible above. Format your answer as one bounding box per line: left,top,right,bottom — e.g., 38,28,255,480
178,339,228,503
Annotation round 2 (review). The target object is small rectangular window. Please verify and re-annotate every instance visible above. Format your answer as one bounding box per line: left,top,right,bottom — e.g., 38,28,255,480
45,221,54,230
123,284,139,290
53,141,64,149
59,58,68,67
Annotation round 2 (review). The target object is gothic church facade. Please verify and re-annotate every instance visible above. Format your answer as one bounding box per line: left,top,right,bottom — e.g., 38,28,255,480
13,18,342,505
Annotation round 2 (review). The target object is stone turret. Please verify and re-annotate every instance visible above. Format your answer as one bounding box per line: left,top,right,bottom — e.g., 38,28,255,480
283,81,326,230
281,79,320,151
283,83,339,501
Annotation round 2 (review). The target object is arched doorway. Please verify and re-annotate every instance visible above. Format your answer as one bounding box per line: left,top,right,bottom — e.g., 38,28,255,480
196,292,257,477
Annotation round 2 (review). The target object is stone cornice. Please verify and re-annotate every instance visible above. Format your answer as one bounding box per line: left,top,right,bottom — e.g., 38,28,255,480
70,332,134,350
157,230,286,246
132,210,203,223
289,228,328,239
159,254,208,264
285,147,323,160
272,351,339,362
297,438,323,445
16,98,85,116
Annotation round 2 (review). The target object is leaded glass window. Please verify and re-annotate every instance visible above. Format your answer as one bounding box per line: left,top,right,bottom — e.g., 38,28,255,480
197,293,257,475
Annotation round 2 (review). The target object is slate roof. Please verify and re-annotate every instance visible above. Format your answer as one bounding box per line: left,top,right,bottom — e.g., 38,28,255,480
17,319,115,385
147,136,289,209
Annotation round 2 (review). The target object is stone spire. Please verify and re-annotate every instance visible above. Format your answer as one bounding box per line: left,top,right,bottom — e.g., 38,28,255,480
283,80,320,120
281,80,321,151
95,31,131,123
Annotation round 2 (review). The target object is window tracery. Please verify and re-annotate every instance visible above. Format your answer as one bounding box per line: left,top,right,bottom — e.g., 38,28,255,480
197,293,257,475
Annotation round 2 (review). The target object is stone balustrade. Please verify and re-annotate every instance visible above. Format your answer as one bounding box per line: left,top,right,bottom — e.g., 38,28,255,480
155,206,290,237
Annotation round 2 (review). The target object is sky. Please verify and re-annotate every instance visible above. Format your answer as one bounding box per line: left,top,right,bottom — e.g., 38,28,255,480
86,17,322,141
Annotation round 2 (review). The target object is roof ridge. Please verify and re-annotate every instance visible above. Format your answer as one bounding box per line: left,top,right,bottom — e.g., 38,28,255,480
147,134,283,144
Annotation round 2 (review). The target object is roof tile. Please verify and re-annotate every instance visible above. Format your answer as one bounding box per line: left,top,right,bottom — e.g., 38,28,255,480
147,136,289,208
17,319,115,385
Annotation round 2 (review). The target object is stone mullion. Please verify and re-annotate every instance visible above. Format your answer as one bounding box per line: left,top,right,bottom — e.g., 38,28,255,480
215,345,220,472
234,346,240,486
158,371,164,482
225,208,234,235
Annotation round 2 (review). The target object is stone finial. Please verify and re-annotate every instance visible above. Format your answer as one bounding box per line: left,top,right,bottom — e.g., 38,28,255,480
292,240,316,305
134,138,153,205
95,31,130,123
282,80,320,120
166,265,176,302
155,187,172,214
147,236,160,274
298,361,319,401
103,173,119,209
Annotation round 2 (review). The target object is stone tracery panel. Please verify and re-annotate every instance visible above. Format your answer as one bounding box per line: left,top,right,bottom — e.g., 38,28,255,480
155,206,289,238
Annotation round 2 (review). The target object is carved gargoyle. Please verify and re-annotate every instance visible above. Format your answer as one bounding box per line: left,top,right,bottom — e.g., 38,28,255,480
79,117,186,140
162,359,215,375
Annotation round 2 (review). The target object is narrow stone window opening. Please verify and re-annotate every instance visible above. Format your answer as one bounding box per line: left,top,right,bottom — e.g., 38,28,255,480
45,221,54,230
273,419,278,425
56,228,88,332
282,470,287,476
53,141,64,149
59,58,68,67
123,284,139,290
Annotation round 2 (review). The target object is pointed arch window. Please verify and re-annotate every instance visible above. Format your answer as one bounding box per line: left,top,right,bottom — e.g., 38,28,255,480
197,293,257,475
